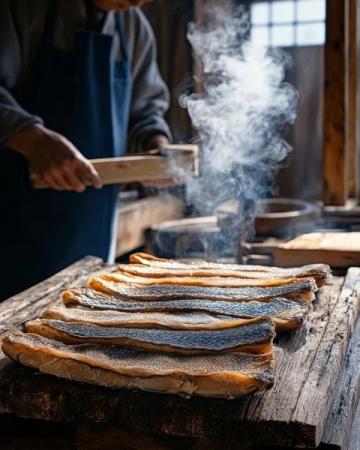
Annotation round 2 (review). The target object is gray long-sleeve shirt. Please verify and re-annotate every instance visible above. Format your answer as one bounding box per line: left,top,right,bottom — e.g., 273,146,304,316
0,0,171,152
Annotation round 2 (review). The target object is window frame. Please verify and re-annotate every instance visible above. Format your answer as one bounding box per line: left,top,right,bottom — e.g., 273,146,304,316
250,0,326,48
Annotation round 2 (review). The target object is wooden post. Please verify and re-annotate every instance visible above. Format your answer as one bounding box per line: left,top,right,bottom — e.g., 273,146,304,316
347,0,359,199
324,0,359,205
323,0,348,205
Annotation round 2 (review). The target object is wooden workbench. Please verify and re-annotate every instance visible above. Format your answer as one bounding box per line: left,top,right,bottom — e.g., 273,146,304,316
0,257,359,449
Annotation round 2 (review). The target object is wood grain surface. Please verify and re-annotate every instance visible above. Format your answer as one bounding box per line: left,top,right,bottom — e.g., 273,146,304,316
32,145,199,189
321,317,360,449
0,259,359,448
273,232,360,268
323,0,348,205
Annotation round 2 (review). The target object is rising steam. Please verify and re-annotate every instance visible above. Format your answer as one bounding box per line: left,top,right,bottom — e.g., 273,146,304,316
181,5,298,244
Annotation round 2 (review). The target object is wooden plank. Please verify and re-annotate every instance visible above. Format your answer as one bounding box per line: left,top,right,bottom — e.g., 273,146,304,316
273,232,360,268
31,145,199,189
293,268,360,445
349,403,360,450
274,248,360,268
0,268,358,448
321,317,360,449
0,256,105,335
323,0,348,205
116,196,183,257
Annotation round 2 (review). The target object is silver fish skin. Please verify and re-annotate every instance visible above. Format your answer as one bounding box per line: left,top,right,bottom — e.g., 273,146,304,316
25,318,275,355
62,289,307,330
1,331,275,398
129,253,330,287
88,277,317,303
119,263,330,287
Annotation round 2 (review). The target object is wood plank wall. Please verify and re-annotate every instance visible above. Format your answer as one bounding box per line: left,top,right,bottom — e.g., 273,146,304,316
142,0,194,144
323,0,359,206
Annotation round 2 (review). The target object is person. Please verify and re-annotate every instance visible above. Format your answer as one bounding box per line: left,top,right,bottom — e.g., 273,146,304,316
0,0,172,300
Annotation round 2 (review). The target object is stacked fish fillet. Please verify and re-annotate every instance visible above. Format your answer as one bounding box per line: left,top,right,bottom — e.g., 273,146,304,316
2,253,330,399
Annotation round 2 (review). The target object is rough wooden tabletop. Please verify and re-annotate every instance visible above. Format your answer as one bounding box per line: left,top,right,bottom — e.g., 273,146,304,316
0,257,359,449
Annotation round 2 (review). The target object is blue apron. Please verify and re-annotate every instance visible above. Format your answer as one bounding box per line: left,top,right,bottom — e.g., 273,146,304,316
0,2,132,300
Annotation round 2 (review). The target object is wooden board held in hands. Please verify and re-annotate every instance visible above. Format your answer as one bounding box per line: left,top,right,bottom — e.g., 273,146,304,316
31,144,199,189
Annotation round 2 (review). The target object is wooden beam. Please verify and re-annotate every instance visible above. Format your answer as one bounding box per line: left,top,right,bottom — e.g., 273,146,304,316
323,0,348,205
347,0,359,199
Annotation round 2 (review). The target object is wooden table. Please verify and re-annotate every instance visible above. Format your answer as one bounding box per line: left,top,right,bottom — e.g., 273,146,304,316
0,257,359,449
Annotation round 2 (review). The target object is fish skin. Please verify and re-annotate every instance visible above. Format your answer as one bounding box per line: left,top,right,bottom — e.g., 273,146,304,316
62,288,307,331
1,331,275,398
129,253,330,287
88,276,317,303
119,263,329,287
25,318,275,355
104,271,304,288
42,306,271,331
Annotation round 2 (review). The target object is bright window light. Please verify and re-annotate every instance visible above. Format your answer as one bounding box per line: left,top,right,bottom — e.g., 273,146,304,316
272,1,295,24
251,26,270,46
251,3,270,25
296,22,325,45
250,0,326,47
272,25,295,47
297,0,326,22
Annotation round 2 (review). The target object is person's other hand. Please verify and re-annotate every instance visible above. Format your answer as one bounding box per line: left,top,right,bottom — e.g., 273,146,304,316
5,123,102,192
92,0,153,12
141,134,186,188
142,133,169,153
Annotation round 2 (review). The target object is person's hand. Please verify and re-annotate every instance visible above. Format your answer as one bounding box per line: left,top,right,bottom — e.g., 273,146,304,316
4,123,102,192
92,0,153,12
141,134,186,188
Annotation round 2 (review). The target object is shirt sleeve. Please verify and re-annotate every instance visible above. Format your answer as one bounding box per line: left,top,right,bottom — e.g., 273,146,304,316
0,86,43,146
126,9,172,153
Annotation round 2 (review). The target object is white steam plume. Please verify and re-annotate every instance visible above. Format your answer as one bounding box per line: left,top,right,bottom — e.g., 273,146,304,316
181,5,298,243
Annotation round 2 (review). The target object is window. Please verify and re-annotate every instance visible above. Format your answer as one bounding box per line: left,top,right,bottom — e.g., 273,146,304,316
250,0,326,47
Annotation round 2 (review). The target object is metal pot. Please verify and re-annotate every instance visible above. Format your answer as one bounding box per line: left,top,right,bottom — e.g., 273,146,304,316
255,198,319,238
150,217,236,259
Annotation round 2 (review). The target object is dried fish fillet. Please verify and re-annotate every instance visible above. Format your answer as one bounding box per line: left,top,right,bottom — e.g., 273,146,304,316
1,331,275,398
43,306,268,331
105,271,305,288
129,253,330,287
88,276,317,303
62,289,307,331
25,318,275,355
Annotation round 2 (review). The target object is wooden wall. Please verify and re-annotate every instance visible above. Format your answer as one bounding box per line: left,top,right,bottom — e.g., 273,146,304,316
142,0,194,144
277,47,324,201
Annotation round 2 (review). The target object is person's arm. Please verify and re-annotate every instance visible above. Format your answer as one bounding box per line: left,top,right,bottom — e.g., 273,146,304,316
0,86,43,145
126,9,172,153
0,87,102,192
